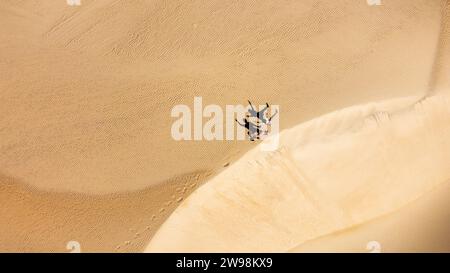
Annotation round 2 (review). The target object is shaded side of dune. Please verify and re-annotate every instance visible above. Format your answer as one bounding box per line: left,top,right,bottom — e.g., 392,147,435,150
0,171,209,252
430,0,450,94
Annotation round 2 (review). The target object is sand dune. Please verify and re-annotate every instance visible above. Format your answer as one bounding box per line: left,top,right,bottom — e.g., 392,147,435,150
0,172,208,252
0,0,444,193
290,181,450,253
0,0,449,252
146,95,450,252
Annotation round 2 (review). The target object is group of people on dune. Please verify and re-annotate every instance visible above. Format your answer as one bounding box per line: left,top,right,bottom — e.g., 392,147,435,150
235,101,278,141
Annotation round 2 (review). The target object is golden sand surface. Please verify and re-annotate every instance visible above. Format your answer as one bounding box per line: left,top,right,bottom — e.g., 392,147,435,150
145,95,450,252
0,0,449,252
290,181,450,253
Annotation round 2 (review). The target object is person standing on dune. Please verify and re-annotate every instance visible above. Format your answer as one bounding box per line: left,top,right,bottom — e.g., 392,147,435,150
248,101,278,125
235,117,261,141
248,101,270,120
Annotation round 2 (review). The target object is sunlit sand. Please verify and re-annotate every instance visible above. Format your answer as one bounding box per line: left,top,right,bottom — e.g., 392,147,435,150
0,0,448,252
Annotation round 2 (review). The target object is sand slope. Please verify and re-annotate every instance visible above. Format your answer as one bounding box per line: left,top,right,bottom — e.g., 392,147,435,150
146,95,450,252
0,172,208,252
0,0,448,252
290,181,450,253
0,0,444,193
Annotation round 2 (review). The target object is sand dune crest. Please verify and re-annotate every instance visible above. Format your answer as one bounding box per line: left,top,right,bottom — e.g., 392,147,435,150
146,94,450,252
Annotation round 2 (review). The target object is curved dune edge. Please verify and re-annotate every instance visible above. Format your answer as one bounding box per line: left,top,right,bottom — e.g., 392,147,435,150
145,94,450,252
0,171,208,253
289,180,450,253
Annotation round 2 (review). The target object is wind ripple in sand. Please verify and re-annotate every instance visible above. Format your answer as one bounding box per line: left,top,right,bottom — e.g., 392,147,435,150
145,94,450,252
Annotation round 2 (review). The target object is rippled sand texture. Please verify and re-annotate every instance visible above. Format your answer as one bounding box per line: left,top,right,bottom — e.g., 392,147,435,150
0,0,449,252
0,172,207,252
146,95,450,252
